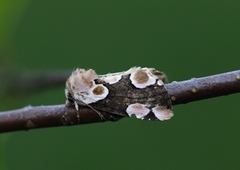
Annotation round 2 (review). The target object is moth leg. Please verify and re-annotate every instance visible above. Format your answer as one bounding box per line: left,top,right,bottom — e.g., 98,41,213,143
74,101,80,123
96,111,106,120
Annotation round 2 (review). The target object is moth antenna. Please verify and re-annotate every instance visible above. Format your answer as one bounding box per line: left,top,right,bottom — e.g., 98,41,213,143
74,99,106,120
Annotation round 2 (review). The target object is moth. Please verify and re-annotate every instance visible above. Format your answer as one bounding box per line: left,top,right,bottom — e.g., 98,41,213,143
65,67,173,121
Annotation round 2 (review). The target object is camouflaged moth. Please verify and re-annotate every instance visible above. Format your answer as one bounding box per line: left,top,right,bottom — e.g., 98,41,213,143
65,67,173,121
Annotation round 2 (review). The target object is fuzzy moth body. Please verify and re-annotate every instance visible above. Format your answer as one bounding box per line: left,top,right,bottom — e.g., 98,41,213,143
65,67,173,121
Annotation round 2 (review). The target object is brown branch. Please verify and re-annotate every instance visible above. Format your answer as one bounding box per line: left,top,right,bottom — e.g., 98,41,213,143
0,70,239,133
0,105,118,133
166,70,240,105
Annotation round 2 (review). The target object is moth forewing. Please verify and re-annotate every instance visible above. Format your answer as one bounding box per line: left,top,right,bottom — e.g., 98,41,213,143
92,73,173,120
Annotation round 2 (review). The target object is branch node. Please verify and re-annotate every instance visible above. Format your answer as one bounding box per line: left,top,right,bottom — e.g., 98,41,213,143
191,88,197,93
236,74,240,80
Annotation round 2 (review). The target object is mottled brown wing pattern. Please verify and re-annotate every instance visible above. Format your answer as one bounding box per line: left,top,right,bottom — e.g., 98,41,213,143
65,67,173,121
91,74,172,120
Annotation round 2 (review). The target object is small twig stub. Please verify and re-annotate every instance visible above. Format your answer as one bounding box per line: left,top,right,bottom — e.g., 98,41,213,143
65,67,173,121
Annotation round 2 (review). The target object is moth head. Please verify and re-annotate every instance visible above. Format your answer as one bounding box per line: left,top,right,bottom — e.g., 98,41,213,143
66,69,109,104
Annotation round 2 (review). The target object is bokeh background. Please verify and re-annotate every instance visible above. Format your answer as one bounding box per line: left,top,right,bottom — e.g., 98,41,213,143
0,1,240,169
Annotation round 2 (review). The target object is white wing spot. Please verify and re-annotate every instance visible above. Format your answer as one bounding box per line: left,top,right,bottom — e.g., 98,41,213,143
157,80,164,86
130,68,156,88
100,74,122,84
126,103,150,119
152,106,173,121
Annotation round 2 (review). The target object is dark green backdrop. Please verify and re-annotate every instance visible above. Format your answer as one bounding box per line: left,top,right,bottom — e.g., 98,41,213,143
1,1,240,169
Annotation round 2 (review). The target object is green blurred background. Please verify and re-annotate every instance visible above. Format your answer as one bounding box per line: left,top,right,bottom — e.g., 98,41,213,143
0,0,240,169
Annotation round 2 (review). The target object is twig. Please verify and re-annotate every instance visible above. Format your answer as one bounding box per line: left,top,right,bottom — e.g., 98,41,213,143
0,70,239,133
166,70,240,104
0,105,118,133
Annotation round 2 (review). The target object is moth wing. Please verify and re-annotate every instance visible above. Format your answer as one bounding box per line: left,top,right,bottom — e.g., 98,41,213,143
90,98,130,118
92,70,173,121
